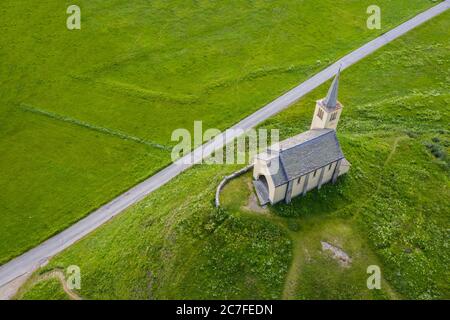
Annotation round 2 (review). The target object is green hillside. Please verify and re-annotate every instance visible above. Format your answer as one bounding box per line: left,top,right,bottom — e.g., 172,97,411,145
0,0,436,264
18,9,449,300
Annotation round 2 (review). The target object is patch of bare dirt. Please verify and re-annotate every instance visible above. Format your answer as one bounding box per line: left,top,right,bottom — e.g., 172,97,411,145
14,269,82,300
44,270,82,300
321,241,352,267
242,181,269,214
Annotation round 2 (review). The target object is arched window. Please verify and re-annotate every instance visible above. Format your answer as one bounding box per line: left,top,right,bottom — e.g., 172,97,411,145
317,108,324,120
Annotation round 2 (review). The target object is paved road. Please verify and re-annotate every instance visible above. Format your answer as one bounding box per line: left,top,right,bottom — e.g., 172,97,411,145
0,1,448,297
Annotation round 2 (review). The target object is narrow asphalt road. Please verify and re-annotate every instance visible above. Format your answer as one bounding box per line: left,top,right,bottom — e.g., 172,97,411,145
0,1,448,297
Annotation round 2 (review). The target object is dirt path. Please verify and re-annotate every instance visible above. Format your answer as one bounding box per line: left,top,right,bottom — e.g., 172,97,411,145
385,136,405,164
22,270,81,300
281,236,303,300
366,135,407,206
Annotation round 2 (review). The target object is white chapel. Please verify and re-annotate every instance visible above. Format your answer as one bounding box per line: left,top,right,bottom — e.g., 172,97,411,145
253,70,351,205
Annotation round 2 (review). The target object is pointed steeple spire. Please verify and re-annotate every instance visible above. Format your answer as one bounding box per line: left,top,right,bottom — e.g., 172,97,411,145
324,68,340,109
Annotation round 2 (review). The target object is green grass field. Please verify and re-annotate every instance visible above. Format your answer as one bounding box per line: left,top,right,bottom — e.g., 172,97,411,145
17,9,449,300
0,0,437,264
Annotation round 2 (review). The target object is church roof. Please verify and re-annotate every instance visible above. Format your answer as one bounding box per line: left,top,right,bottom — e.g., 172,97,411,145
268,129,345,186
323,68,340,109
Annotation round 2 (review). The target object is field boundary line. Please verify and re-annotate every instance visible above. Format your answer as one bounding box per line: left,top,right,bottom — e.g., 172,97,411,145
19,103,171,151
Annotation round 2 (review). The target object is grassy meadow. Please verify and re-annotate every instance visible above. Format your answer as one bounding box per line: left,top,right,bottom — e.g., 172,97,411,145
0,0,437,264
19,278,70,300
17,9,449,300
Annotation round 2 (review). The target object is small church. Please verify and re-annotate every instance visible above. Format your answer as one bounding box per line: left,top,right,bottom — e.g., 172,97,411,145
253,70,350,205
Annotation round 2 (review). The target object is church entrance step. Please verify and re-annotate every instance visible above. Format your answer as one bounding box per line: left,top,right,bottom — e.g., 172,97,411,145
253,179,270,206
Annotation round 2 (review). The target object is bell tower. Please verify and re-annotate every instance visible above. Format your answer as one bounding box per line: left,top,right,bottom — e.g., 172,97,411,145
310,69,343,131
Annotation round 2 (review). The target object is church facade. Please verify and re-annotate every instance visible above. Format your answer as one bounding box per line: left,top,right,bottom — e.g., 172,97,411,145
253,70,350,205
